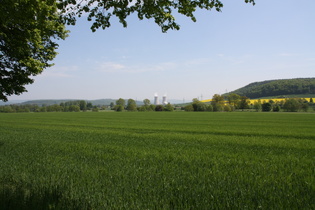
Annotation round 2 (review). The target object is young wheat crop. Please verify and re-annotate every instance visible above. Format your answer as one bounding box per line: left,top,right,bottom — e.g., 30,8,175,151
0,112,314,209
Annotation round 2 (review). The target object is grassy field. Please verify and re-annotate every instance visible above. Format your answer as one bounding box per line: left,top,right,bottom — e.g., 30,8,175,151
0,112,314,209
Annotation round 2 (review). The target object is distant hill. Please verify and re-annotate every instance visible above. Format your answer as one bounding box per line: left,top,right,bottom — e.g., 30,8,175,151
19,99,119,106
224,78,315,99
88,99,118,106
18,99,144,106
0,100,26,105
21,99,78,106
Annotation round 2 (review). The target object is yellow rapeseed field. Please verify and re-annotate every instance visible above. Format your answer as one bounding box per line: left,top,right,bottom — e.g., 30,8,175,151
201,98,312,104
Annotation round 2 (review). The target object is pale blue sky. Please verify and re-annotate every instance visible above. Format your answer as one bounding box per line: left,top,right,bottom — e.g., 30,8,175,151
8,0,315,102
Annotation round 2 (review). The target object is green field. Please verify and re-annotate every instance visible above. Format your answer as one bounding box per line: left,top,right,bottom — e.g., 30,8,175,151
0,112,314,209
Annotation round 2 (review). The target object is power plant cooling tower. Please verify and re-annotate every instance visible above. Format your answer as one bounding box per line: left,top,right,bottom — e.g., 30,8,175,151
154,94,159,105
162,95,167,105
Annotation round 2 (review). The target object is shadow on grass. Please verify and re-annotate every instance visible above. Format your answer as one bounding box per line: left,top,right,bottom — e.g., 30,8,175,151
0,182,89,210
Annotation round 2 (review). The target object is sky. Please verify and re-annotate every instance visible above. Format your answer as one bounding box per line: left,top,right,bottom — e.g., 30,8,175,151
7,0,315,102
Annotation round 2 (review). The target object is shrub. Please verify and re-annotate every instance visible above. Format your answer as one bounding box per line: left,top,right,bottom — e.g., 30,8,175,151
149,105,156,111
253,102,262,112
273,105,281,112
223,105,232,112
184,105,194,112
92,107,99,112
126,104,137,111
196,103,207,111
283,99,300,112
206,105,213,112
138,106,147,112
69,105,80,112
212,103,223,112
262,103,272,112
114,105,124,112
301,103,309,112
155,105,164,111
164,103,174,112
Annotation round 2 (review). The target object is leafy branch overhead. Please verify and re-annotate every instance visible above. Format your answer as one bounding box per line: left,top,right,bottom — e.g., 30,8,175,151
59,0,255,32
0,0,68,101
0,0,255,101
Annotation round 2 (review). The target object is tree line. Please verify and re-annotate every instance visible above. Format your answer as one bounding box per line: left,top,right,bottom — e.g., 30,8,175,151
184,94,314,112
0,98,175,113
0,100,99,113
112,98,174,112
1,95,314,113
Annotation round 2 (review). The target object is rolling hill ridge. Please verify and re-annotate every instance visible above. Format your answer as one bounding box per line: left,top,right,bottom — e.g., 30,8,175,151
224,78,315,99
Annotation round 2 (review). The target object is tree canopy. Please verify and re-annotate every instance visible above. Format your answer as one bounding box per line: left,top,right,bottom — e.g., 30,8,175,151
126,98,137,111
0,0,68,101
116,98,126,107
59,0,255,33
1,0,255,101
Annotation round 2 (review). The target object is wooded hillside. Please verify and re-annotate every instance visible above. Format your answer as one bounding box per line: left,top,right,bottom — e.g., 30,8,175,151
225,78,315,99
